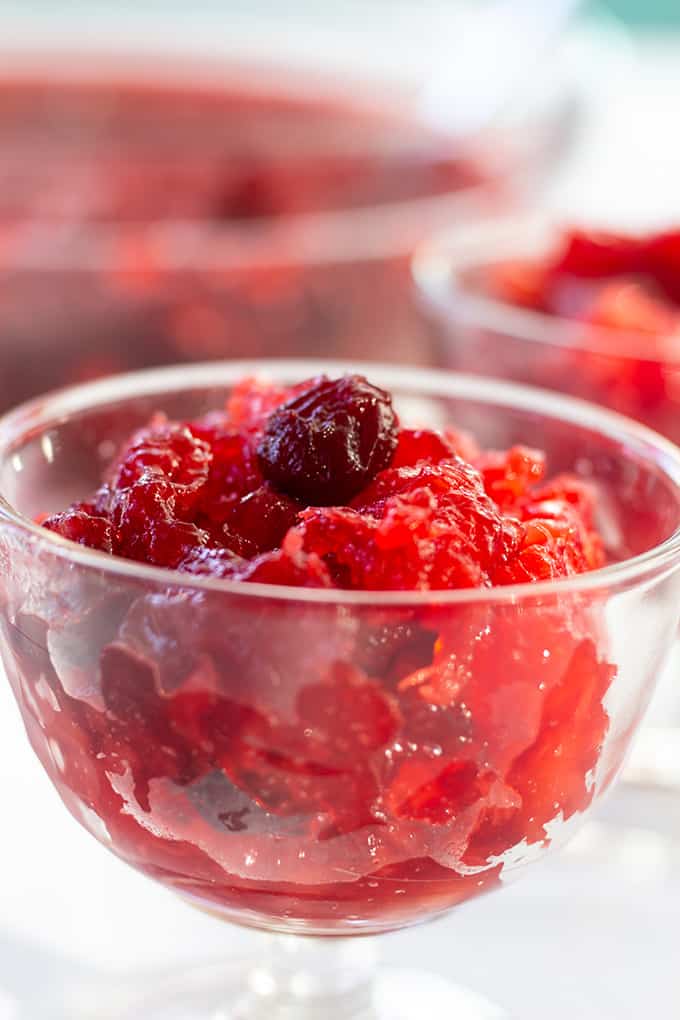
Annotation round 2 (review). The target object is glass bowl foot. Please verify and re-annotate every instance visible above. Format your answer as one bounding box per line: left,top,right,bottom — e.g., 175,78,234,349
104,960,509,1020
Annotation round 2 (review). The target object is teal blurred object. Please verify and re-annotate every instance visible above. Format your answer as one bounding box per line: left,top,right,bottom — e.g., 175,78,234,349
598,0,680,24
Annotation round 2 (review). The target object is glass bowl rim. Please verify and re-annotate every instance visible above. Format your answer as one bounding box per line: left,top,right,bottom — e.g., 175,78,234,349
413,214,680,363
1,358,679,607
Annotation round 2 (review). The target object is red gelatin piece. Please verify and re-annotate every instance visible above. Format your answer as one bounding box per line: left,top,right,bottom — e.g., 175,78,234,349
392,429,460,469
647,228,680,303
486,258,553,312
399,605,598,778
225,377,298,432
475,445,546,510
97,645,204,809
222,483,301,558
354,615,437,687
292,662,402,768
507,639,614,844
553,229,643,280
166,689,268,765
386,758,483,825
585,281,680,337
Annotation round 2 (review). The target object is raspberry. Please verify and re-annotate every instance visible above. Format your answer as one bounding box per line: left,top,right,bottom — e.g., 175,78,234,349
190,425,262,525
236,538,333,588
110,421,211,513
110,477,210,568
257,375,398,505
43,505,113,553
337,460,506,589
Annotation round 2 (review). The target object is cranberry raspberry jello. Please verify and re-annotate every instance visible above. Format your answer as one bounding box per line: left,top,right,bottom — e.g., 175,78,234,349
43,373,604,588
2,363,680,958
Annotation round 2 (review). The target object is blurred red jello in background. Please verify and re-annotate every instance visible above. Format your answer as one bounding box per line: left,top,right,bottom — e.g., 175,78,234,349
0,33,572,410
417,218,680,444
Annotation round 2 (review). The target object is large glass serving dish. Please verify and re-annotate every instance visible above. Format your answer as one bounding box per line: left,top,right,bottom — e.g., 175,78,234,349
0,1,584,410
0,360,679,1018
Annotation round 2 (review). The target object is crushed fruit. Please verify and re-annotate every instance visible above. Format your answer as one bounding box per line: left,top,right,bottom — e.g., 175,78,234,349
24,372,614,930
44,373,604,587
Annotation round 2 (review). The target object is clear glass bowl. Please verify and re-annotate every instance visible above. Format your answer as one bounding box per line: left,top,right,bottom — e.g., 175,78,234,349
0,2,581,412
415,216,680,444
0,360,679,1018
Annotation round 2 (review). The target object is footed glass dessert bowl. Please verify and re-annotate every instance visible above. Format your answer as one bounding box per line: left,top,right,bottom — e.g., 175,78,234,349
0,360,679,1019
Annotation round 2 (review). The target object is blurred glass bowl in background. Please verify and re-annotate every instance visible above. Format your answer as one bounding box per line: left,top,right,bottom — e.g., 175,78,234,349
415,215,680,443
0,0,588,411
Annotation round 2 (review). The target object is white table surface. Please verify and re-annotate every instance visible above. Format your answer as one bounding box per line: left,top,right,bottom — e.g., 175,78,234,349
2,24,680,1020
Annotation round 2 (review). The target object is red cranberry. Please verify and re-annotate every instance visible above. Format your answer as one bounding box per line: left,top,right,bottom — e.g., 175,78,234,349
257,375,398,505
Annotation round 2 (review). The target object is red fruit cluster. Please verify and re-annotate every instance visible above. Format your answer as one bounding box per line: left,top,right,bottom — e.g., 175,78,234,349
31,373,613,929
44,376,603,590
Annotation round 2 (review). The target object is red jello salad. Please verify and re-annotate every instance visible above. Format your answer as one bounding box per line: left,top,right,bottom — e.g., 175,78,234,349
43,373,605,588
31,373,612,927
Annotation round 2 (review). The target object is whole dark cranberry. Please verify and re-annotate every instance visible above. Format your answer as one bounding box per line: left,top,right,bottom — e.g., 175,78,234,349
257,375,398,505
